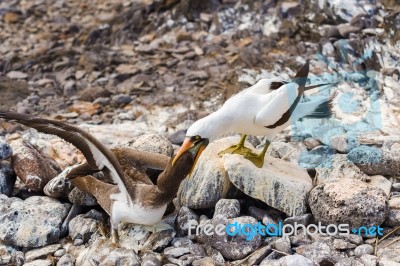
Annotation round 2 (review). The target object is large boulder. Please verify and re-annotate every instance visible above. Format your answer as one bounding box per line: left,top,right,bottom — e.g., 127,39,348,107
224,154,313,216
0,195,70,248
309,178,388,228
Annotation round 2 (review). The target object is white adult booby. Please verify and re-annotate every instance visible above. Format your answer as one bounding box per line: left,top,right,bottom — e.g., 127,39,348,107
0,111,208,243
173,62,332,168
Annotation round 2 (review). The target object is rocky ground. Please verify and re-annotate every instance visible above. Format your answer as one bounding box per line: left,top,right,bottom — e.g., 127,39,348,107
0,0,400,265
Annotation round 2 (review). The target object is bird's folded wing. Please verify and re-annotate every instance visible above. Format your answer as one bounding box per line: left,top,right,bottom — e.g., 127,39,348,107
71,175,119,215
0,111,133,204
254,83,300,128
111,147,170,170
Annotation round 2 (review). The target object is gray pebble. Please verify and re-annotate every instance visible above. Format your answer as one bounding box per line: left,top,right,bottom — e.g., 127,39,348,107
0,141,12,160
354,244,374,257
53,249,66,257
73,239,84,246
392,183,400,192
57,254,74,266
112,94,132,104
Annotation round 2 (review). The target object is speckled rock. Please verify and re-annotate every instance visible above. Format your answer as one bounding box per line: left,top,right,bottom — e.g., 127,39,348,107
43,167,74,198
0,162,16,196
198,216,262,260
25,244,61,262
179,138,234,209
69,212,100,243
354,244,374,257
57,254,74,266
142,229,175,252
213,199,240,219
0,140,13,160
75,237,140,265
0,195,70,248
260,254,314,266
224,143,313,216
315,154,370,185
176,206,199,235
0,244,20,265
309,178,388,228
10,139,61,191
295,239,344,264
24,259,52,266
141,251,162,266
129,134,174,157
68,187,97,206
348,144,400,176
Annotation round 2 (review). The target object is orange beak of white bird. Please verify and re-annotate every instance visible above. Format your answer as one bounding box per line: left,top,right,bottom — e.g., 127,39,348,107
172,137,209,175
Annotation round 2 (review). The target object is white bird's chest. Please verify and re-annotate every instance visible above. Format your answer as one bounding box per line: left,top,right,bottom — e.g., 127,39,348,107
112,197,167,225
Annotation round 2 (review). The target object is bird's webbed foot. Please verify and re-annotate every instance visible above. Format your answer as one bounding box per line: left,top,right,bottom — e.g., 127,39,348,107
218,144,258,157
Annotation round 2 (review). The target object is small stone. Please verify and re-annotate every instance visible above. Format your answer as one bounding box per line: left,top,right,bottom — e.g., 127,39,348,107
112,94,132,105
359,254,377,266
341,234,364,246
384,208,400,227
192,257,216,266
176,206,199,235
392,183,400,192
43,167,74,198
141,251,162,266
213,199,240,219
0,162,16,196
333,239,357,250
198,216,262,260
354,244,374,257
68,213,99,243
273,237,292,254
296,240,341,264
63,80,76,97
11,139,61,191
73,239,84,246
260,254,313,266
348,145,400,177
164,246,190,257
57,254,74,266
53,249,66,257
0,140,13,160
142,229,175,251
6,71,28,79
315,154,369,184
68,187,97,206
25,244,61,262
335,258,363,266
187,70,209,81
23,259,52,266
303,137,321,150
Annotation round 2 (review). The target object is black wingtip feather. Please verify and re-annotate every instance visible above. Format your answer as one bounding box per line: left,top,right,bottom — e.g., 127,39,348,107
303,98,333,119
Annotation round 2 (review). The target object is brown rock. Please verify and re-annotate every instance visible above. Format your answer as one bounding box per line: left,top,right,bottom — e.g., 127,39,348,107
10,139,61,192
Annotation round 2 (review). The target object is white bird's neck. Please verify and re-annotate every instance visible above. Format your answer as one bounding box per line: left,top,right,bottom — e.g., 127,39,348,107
193,111,232,141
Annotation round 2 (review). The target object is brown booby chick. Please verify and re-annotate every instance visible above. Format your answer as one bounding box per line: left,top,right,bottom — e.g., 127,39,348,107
0,111,208,243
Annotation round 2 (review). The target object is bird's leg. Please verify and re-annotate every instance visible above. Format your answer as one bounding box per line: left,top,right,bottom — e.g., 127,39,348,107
218,135,258,157
109,210,120,247
242,140,271,168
